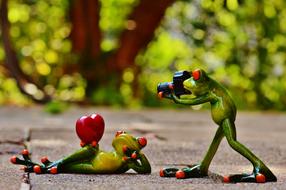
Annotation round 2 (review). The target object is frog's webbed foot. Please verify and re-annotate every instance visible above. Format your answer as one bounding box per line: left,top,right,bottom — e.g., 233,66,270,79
10,149,42,173
160,164,206,179
159,167,179,177
176,164,206,179
223,167,277,183
10,149,60,174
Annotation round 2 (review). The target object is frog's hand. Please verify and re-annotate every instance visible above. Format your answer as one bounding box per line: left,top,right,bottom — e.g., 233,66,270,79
158,91,173,100
128,152,151,174
171,93,211,105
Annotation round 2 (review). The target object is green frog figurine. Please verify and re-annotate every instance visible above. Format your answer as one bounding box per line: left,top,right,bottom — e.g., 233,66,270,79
157,69,277,183
10,114,151,175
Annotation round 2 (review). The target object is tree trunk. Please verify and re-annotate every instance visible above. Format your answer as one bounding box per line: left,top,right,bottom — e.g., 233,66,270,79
107,0,176,98
69,0,175,101
69,0,103,98
70,0,101,57
108,0,176,72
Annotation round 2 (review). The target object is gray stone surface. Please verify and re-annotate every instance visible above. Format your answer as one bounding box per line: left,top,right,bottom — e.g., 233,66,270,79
0,106,286,189
0,154,24,190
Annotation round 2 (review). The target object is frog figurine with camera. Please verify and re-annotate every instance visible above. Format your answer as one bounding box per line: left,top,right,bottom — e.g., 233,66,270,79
157,69,277,183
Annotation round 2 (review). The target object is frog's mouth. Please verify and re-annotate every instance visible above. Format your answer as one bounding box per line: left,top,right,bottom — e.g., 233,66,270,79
184,88,192,94
183,86,192,95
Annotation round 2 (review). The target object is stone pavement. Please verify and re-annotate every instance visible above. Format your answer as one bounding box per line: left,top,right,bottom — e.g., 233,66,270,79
0,106,286,189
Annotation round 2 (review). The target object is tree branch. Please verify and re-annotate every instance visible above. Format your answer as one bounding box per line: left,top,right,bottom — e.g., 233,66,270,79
0,0,50,103
108,0,176,72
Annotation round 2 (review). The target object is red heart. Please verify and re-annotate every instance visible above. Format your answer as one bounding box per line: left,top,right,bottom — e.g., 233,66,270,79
75,114,105,144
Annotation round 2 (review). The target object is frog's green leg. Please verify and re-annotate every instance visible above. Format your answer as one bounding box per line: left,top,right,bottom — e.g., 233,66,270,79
222,118,277,183
47,145,98,173
128,153,151,174
61,145,97,164
175,126,224,179
200,125,224,175
60,161,97,174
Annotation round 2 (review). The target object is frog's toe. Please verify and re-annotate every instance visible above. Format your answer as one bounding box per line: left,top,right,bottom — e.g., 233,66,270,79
10,156,19,164
159,169,164,177
257,167,277,182
256,173,266,183
41,156,52,165
33,165,42,174
159,167,179,177
91,141,98,147
10,156,28,166
21,149,31,161
176,170,186,179
21,149,29,156
80,141,86,147
223,175,230,183
180,164,204,178
49,167,58,174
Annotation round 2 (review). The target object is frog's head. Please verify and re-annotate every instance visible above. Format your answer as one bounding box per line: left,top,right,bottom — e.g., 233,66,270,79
183,69,210,96
112,131,147,155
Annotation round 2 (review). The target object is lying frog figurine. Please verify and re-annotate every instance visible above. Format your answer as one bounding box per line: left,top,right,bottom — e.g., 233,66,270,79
11,131,151,174
10,114,151,175
158,69,277,183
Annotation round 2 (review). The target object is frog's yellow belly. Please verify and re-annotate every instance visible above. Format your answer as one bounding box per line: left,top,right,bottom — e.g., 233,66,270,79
91,152,122,173
211,102,236,125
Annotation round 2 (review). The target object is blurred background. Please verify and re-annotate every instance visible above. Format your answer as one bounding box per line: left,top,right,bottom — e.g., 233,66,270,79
0,0,285,111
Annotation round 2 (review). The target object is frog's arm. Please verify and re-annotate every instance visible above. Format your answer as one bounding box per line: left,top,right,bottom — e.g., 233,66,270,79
128,153,151,174
171,93,211,105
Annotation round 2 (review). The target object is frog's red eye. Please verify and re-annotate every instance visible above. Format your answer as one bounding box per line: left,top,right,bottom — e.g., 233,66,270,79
137,137,147,147
192,69,200,81
115,131,126,137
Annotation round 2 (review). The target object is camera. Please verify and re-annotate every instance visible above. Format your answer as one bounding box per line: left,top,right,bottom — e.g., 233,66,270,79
157,71,191,96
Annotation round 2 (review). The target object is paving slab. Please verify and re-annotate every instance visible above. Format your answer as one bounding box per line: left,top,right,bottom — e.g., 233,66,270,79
0,155,24,190
0,121,28,190
0,144,26,190
0,106,285,189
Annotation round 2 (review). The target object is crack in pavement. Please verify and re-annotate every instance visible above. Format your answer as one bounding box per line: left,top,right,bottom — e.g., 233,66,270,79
20,173,30,190
21,129,32,190
1,128,32,190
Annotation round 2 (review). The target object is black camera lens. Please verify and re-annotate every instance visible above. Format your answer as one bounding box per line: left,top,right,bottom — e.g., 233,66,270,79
157,82,172,94
157,70,191,97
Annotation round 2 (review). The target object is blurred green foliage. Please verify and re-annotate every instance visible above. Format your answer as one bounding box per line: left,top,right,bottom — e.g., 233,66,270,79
138,0,286,110
0,0,286,110
100,0,139,52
